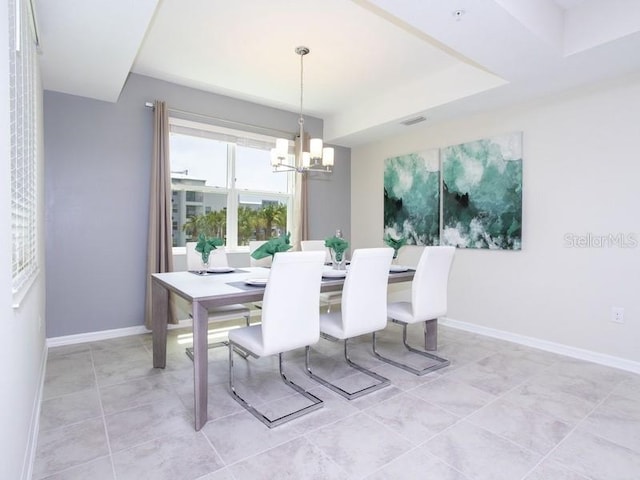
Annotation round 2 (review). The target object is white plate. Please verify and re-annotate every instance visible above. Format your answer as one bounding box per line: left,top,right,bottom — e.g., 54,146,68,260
389,265,409,272
322,269,347,278
244,278,268,286
207,267,235,273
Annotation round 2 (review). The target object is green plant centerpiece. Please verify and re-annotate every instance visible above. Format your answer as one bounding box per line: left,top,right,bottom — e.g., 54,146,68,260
250,232,292,261
325,235,349,270
195,233,224,270
383,234,406,261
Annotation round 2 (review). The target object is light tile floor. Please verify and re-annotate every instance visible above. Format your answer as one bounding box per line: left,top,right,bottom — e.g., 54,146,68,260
34,323,640,480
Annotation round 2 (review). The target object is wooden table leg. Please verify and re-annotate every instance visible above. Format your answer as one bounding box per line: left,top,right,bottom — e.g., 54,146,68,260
152,279,168,368
192,301,209,430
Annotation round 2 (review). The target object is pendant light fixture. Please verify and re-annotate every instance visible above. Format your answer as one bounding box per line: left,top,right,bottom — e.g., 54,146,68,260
271,46,334,173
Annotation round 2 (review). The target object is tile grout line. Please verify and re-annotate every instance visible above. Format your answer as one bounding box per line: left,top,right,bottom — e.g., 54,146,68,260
465,359,605,479
89,345,118,480
358,407,462,478
514,378,620,480
401,374,550,479
198,420,230,476
220,403,363,469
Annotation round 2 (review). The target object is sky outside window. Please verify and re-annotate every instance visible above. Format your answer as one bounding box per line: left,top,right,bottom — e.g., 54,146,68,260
170,133,227,187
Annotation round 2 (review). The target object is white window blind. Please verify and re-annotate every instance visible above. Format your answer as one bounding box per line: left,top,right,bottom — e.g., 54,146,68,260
10,0,39,297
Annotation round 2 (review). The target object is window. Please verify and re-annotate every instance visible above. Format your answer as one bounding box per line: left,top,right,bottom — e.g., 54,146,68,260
169,118,293,249
10,0,39,299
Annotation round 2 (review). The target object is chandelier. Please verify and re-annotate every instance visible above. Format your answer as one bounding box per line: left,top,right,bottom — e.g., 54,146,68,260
271,46,334,173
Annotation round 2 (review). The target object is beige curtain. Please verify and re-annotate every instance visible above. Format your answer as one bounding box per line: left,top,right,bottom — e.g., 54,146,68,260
144,100,177,329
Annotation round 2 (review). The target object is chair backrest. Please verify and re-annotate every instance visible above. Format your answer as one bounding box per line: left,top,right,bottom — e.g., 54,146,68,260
249,240,272,268
186,242,229,270
300,240,332,263
260,251,326,355
411,246,455,320
340,248,394,337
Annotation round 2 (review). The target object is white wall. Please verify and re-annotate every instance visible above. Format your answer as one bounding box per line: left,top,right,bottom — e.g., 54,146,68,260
352,74,640,365
0,2,47,478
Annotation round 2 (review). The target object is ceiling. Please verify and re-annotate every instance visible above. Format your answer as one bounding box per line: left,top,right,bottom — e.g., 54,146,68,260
34,0,640,147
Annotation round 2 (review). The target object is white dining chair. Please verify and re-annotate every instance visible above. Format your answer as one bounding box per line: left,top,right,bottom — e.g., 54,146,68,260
301,239,341,312
300,240,332,263
373,246,455,375
184,242,251,361
228,250,326,428
305,247,394,399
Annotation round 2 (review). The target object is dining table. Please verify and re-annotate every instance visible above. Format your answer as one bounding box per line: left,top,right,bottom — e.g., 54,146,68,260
151,265,416,430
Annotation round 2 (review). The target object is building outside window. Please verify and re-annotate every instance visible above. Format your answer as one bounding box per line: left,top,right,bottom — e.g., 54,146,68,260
169,118,293,249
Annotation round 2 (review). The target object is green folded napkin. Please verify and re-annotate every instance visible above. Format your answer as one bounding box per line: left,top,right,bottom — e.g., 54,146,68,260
251,232,292,260
384,234,406,259
195,233,224,264
325,236,349,262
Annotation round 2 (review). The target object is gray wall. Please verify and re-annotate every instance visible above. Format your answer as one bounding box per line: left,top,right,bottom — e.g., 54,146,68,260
307,144,351,242
44,73,350,337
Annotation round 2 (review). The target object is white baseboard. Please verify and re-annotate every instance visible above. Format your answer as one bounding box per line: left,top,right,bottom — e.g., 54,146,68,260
45,312,263,348
46,325,151,348
440,317,640,375
45,321,201,347
22,342,48,480
46,316,640,375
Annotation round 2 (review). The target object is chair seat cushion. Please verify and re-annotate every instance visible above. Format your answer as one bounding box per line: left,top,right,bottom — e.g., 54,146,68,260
387,301,418,324
319,311,347,340
229,324,265,357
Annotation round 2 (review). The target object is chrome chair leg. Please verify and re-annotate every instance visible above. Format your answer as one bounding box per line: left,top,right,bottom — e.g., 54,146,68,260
228,343,323,428
372,321,449,376
186,313,252,361
186,340,228,361
305,339,390,400
186,341,250,361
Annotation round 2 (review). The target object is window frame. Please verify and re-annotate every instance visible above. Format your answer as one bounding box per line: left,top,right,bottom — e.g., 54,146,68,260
10,0,40,306
168,117,294,252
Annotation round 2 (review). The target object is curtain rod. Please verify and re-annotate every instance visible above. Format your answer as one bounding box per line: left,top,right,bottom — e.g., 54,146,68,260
144,102,294,139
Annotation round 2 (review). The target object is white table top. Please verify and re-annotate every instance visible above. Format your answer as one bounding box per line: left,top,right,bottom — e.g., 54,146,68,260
152,265,414,303
153,267,271,301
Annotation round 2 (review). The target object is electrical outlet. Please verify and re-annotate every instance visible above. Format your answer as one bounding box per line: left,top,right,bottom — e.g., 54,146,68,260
611,307,625,324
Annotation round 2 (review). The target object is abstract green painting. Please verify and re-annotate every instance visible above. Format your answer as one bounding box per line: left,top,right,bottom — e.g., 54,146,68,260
441,132,522,250
384,150,440,246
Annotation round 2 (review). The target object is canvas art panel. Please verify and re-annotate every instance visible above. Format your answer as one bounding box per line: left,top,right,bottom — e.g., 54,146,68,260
441,132,523,250
383,150,440,246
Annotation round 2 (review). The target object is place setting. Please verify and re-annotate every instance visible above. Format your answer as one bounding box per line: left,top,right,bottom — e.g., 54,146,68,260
322,233,350,278
191,266,236,275
384,234,411,273
231,233,293,288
